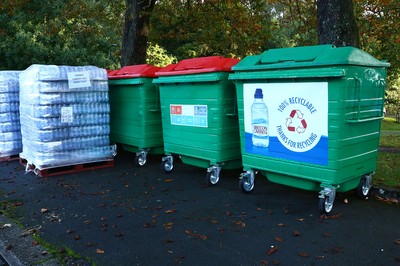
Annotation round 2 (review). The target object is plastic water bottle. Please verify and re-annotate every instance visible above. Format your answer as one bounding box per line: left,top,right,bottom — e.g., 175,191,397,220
251,88,269,147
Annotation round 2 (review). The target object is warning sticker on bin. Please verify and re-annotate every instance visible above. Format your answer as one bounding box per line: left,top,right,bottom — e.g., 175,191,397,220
170,104,208,127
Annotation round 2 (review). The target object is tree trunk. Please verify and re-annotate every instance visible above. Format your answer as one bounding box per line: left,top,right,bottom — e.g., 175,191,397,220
317,0,360,47
121,0,156,66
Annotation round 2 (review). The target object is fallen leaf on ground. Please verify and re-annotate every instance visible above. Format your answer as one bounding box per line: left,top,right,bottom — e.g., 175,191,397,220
320,213,342,220
331,246,344,253
40,208,48,213
233,220,246,227
275,237,283,242
0,223,12,229
41,251,47,256
394,239,400,245
298,252,309,258
267,246,278,255
84,220,92,225
58,248,66,254
115,232,124,237
163,222,174,230
184,230,207,240
164,179,173,182
165,209,176,214
277,223,285,227
20,227,40,237
32,241,39,246
6,190,16,196
210,218,219,224
293,230,301,237
296,218,305,222
96,249,105,254
323,232,331,238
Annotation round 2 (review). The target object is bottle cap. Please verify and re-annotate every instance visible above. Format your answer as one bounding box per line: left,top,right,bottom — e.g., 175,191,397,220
254,88,263,98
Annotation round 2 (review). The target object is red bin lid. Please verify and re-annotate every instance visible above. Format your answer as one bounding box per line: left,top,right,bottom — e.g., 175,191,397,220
155,56,240,76
108,64,162,79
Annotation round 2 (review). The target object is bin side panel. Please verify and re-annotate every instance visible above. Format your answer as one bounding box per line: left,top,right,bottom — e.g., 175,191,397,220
109,78,163,151
159,78,241,168
235,64,386,190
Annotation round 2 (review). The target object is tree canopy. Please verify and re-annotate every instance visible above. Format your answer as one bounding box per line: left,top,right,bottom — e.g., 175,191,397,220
0,0,124,70
0,0,398,96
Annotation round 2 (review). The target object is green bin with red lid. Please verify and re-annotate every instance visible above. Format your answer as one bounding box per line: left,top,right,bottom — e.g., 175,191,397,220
153,56,241,186
108,64,163,166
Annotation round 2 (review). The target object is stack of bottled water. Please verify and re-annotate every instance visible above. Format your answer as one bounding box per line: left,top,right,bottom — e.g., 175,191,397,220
0,71,22,157
19,65,115,170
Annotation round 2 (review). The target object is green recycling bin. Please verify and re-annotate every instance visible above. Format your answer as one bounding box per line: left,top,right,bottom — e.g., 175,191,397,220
108,64,163,166
229,45,389,214
154,56,241,185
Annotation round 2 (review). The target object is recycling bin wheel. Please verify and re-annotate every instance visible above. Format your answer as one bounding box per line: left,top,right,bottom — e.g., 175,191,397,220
206,169,219,186
161,155,174,173
356,174,372,199
135,154,147,167
319,195,334,214
239,171,255,193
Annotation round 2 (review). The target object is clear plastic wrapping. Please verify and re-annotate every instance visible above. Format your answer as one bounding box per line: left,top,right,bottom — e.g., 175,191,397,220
19,91,109,105
19,65,115,170
19,103,110,118
0,71,20,93
0,71,22,158
21,125,110,142
20,114,110,130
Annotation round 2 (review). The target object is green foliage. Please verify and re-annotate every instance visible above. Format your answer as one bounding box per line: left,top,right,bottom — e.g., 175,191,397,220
354,0,400,108
0,0,124,70
146,43,177,67
149,0,318,60
149,0,274,60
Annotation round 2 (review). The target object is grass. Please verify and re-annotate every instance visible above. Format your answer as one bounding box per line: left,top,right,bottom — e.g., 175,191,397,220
374,116,400,190
0,196,94,266
32,235,95,266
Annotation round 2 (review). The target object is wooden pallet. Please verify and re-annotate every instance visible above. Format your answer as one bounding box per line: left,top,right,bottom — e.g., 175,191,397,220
20,158,115,177
0,154,20,162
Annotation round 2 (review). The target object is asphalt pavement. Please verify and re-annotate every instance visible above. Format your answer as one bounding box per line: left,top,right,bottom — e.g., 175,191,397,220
0,150,399,265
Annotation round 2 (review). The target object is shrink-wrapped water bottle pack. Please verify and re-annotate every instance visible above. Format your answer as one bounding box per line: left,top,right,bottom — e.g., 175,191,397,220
0,71,22,157
19,65,115,170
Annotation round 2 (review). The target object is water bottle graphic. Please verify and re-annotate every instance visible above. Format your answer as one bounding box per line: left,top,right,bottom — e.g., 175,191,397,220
251,88,269,147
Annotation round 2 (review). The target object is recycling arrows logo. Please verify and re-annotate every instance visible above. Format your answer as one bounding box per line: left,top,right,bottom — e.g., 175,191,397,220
286,109,307,134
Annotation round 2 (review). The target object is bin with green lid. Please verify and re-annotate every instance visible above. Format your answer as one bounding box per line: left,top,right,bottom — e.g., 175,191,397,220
108,64,163,166
229,45,389,214
154,56,241,186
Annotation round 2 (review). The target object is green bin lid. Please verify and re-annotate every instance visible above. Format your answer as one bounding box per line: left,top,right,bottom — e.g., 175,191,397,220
155,56,240,76
108,64,162,79
232,45,390,71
